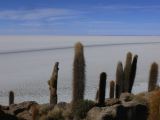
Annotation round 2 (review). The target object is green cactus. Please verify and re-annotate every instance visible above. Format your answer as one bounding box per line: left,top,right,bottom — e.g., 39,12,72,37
109,80,115,99
72,42,86,104
116,62,124,98
9,91,14,105
128,55,138,93
148,62,159,92
98,72,107,106
48,62,59,105
124,52,132,92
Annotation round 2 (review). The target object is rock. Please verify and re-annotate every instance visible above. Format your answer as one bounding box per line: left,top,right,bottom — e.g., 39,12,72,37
87,100,148,120
106,99,148,120
0,105,9,110
0,109,18,120
0,105,10,115
134,104,148,120
86,105,118,120
115,105,127,120
17,110,32,120
9,104,26,115
119,93,134,103
0,101,37,120
105,98,121,106
86,107,103,120
9,101,37,115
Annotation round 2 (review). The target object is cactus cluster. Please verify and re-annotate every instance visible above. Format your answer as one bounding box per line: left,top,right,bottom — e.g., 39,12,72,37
115,52,138,98
4,41,160,120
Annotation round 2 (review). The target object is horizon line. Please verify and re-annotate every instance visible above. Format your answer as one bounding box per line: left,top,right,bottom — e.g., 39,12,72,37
0,35,160,36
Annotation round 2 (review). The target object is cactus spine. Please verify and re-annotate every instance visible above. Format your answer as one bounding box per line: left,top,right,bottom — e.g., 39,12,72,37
98,72,107,106
109,80,115,99
128,55,138,93
48,62,59,105
72,42,86,104
124,52,132,92
148,62,159,92
116,62,124,98
9,91,14,105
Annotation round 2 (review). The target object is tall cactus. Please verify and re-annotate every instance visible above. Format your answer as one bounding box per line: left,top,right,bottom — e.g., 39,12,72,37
48,62,59,105
124,52,132,92
109,80,115,99
9,91,14,105
116,62,124,98
128,55,138,93
98,72,107,106
148,62,159,92
72,42,86,104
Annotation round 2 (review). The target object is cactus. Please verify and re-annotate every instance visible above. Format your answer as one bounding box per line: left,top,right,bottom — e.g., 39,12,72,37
109,80,115,98
95,89,99,102
124,52,132,92
72,42,86,104
48,62,59,105
98,72,107,106
148,62,159,92
128,55,138,93
9,91,14,105
116,62,124,98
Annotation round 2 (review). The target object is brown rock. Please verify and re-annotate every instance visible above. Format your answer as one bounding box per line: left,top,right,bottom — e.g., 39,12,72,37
119,92,134,103
87,100,148,120
17,110,32,120
9,101,37,115
0,105,9,110
105,98,121,106
0,109,18,120
86,105,118,120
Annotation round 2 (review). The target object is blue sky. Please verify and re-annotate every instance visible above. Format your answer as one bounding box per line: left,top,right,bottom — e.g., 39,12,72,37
0,0,160,35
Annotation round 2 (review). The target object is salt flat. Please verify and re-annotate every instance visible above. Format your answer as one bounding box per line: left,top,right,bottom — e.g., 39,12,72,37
0,36,159,105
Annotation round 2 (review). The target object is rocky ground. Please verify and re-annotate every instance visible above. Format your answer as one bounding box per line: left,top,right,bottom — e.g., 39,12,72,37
0,101,37,120
0,93,149,120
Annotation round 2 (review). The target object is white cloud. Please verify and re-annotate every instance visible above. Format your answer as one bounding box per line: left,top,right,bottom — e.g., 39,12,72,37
96,5,160,11
74,20,122,24
0,8,78,21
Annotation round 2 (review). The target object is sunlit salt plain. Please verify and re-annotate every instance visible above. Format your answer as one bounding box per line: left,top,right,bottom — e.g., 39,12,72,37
0,36,160,105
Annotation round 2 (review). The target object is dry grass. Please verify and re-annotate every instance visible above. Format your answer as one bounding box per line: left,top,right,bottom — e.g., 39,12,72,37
31,105,39,120
134,92,148,105
39,104,53,115
135,90,160,120
146,90,160,120
47,106,64,120
72,100,95,119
